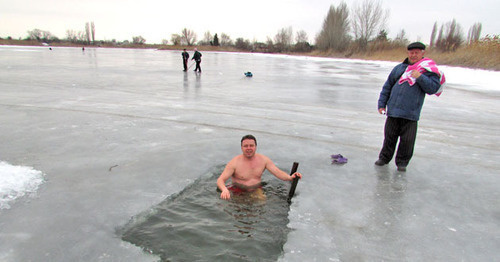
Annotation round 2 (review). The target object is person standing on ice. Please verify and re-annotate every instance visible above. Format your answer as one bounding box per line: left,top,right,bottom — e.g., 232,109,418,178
217,135,302,200
375,42,445,172
181,49,189,71
192,48,202,73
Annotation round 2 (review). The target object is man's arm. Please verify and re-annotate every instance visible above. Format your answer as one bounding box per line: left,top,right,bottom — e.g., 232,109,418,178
415,72,441,94
378,64,404,110
217,160,236,200
265,157,302,181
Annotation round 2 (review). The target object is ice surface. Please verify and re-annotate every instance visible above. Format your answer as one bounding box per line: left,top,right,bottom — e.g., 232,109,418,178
0,45,498,261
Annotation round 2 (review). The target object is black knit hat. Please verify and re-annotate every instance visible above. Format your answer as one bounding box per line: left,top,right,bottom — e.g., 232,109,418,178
407,42,426,50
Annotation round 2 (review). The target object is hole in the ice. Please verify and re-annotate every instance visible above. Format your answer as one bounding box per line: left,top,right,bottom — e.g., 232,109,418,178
120,165,293,261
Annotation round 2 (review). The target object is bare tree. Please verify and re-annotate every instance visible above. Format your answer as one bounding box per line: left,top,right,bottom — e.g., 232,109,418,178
181,28,197,46
436,25,444,49
315,2,350,51
376,29,388,41
393,29,409,46
66,30,77,42
467,22,482,44
200,31,212,45
351,0,389,49
429,22,438,48
266,36,274,50
266,37,273,45
295,30,309,43
26,28,43,41
446,19,464,50
161,39,169,45
435,19,463,51
85,22,91,44
77,31,86,42
171,34,181,45
132,36,146,44
274,26,293,52
26,28,58,42
235,38,251,50
91,22,95,43
220,33,232,46
294,30,312,52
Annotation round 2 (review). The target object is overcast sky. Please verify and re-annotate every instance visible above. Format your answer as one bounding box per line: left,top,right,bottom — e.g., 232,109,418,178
1,0,499,44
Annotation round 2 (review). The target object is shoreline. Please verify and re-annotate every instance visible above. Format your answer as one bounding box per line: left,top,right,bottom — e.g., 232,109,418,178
1,39,498,71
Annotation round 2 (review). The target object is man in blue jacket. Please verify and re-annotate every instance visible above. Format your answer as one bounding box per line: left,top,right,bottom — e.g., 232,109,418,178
375,42,444,172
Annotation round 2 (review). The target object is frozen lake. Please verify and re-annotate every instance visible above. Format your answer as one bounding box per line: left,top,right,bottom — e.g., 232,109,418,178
0,45,499,261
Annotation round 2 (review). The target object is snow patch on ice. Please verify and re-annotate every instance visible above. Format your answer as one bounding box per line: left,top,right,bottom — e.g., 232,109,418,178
0,161,46,209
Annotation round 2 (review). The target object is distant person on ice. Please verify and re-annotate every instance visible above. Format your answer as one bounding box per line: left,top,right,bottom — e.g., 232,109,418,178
181,49,189,71
375,42,445,172
192,48,202,73
217,135,302,200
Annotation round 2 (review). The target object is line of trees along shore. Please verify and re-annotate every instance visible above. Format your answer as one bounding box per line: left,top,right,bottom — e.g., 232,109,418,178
2,0,497,57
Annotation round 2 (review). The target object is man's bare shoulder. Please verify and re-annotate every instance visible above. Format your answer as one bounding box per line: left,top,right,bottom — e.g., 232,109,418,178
229,153,270,165
254,153,270,161
227,154,244,167
229,154,244,162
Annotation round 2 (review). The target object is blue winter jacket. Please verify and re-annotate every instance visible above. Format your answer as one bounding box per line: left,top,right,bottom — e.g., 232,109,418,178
378,58,441,121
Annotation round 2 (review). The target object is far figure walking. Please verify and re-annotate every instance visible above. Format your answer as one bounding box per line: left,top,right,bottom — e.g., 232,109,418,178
182,49,189,71
192,48,202,73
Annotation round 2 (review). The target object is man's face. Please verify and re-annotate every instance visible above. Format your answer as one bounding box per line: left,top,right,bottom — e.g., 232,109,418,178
241,139,256,158
408,49,425,65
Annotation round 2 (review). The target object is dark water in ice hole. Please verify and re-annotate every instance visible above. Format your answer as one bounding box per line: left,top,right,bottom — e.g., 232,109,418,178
120,165,294,261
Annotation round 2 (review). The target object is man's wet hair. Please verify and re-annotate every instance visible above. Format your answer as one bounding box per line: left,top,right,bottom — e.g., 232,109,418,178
241,134,257,146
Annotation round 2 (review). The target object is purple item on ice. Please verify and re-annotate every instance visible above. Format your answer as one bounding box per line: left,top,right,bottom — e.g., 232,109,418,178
331,154,348,164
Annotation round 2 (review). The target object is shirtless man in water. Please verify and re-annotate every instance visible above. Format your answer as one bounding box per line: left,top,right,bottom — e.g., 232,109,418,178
217,134,302,200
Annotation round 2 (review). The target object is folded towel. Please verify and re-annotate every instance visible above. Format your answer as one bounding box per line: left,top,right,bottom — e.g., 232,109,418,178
399,58,446,96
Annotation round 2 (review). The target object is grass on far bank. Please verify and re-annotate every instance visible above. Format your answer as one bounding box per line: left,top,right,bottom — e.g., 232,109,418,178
1,38,499,71
311,40,500,71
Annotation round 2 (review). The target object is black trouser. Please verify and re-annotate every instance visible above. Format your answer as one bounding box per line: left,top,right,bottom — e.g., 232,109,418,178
183,59,188,71
194,60,201,72
378,117,418,167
